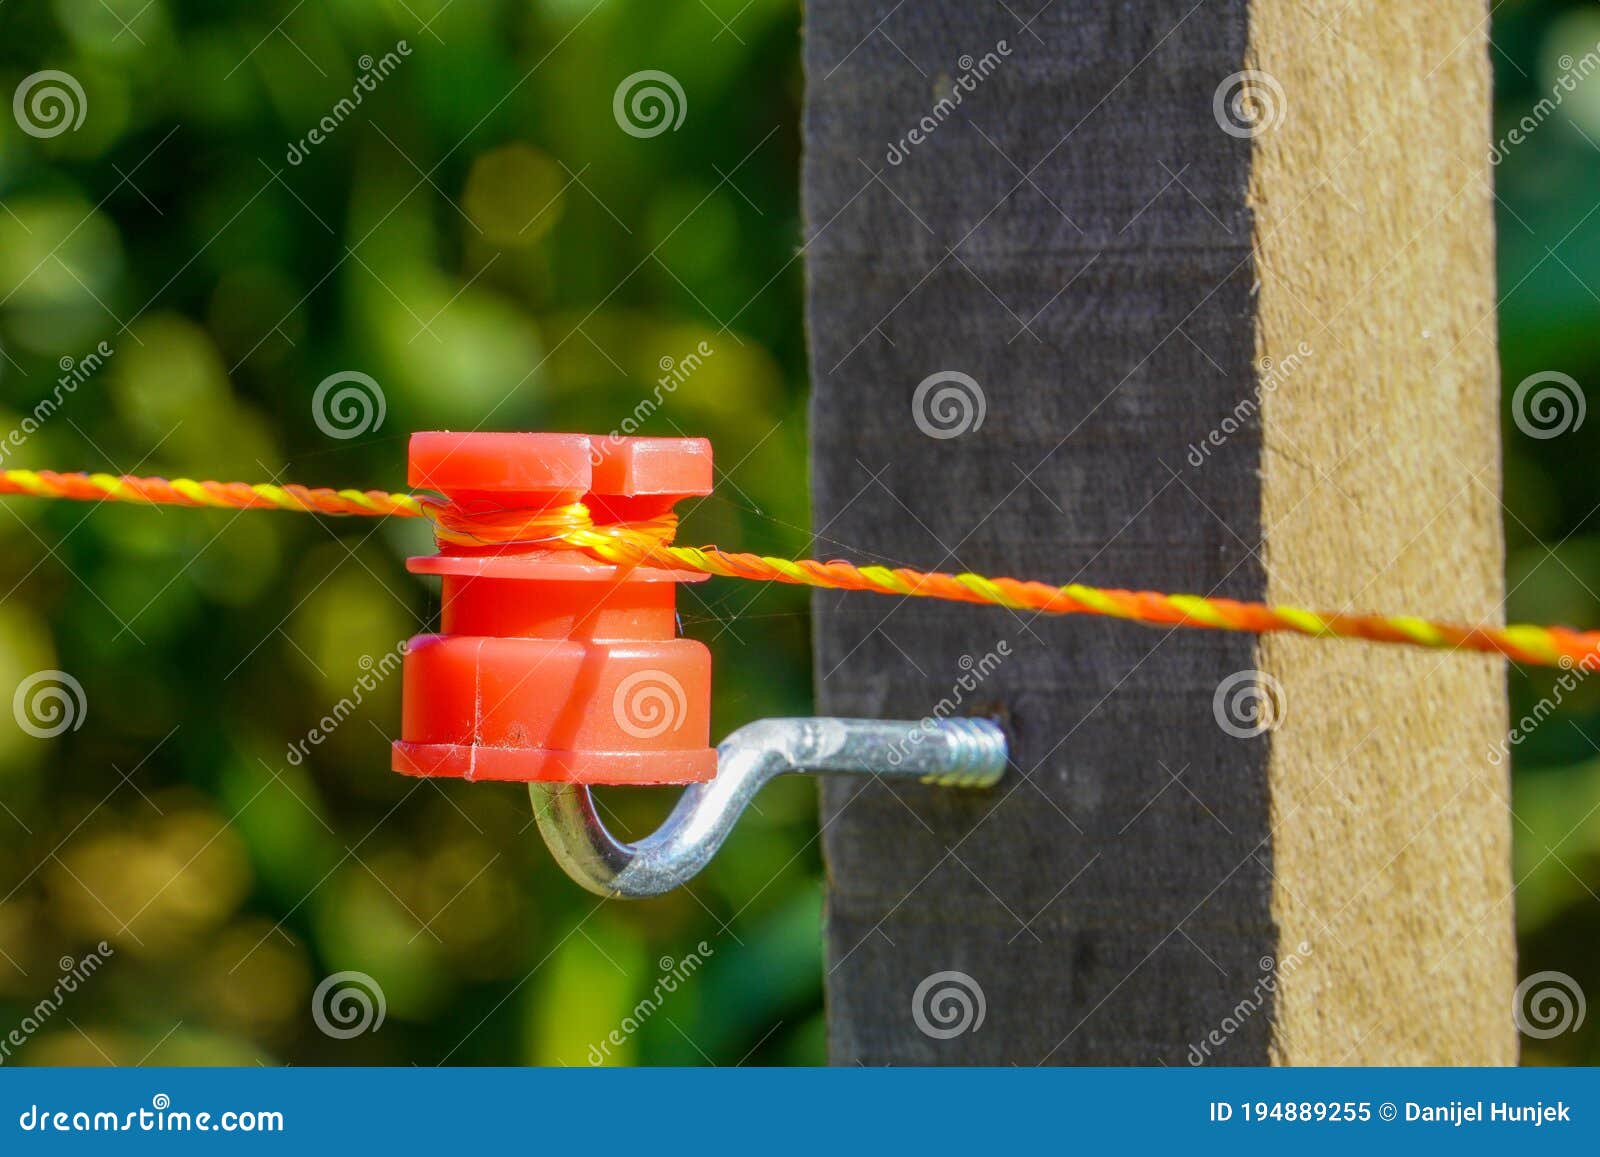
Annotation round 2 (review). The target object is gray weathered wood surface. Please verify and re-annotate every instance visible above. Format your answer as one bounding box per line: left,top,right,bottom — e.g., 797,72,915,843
805,0,1511,1064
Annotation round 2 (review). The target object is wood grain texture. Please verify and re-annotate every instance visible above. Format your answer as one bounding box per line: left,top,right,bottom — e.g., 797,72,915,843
1249,0,1513,1063
804,0,1511,1064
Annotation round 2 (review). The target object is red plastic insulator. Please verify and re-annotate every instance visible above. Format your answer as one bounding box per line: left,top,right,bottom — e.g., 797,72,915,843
390,431,716,785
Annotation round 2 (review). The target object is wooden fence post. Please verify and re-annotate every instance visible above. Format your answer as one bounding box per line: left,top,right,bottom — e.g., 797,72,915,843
804,1,1514,1064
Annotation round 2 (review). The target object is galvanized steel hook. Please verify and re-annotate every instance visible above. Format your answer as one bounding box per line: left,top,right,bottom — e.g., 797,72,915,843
529,716,1008,898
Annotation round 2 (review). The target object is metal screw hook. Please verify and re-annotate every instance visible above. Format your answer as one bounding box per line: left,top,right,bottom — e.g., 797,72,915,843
529,716,1008,899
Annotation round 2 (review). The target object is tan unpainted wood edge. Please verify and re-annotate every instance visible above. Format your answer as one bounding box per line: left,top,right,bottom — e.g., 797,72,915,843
1249,0,1515,1064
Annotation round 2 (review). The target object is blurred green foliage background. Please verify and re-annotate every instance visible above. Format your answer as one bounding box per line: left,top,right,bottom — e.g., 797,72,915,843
0,0,1592,1066
1496,0,1600,1068
0,0,817,1066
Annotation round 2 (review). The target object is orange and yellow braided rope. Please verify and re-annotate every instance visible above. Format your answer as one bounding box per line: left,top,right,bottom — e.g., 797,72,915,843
3,468,1594,670
0,468,427,519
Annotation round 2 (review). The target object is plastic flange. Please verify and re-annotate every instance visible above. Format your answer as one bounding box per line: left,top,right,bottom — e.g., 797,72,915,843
391,432,716,784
